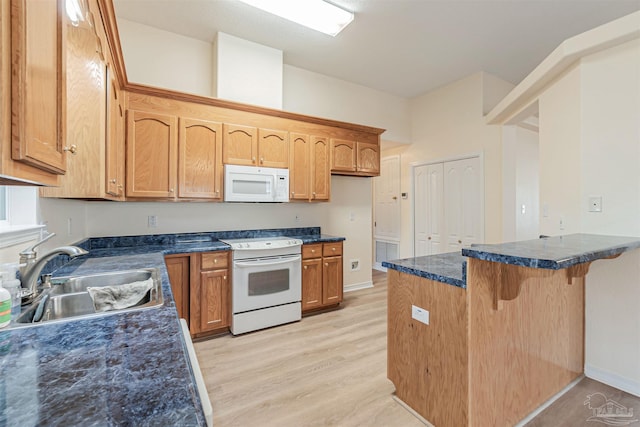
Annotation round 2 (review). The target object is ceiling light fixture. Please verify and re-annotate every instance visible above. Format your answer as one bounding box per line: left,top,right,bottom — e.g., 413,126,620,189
237,0,354,37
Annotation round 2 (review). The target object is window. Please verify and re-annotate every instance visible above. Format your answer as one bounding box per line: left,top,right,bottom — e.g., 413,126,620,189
0,186,45,248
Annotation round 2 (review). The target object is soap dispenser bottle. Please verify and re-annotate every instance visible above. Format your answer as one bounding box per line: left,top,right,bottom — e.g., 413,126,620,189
0,279,10,328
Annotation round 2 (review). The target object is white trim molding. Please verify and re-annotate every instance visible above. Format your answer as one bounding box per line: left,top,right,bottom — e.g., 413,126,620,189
0,225,46,249
344,281,373,293
585,364,640,398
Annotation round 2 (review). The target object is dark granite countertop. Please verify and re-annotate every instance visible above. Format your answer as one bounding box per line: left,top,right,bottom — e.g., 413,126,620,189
383,252,467,289
0,253,207,426
462,233,640,269
0,226,345,426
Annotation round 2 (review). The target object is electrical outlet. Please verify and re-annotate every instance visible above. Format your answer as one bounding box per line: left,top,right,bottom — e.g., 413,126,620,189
350,259,360,271
148,215,158,228
411,305,429,325
588,196,602,212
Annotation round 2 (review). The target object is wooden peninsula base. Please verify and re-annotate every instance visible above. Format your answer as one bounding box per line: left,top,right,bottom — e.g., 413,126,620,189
387,259,585,427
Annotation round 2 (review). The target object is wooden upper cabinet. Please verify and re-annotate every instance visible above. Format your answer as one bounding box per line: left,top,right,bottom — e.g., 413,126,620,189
289,133,310,200
311,136,330,201
223,124,288,168
222,123,257,166
106,71,125,198
11,0,66,175
357,141,380,175
330,139,356,173
179,118,222,200
258,128,288,168
126,110,178,198
330,138,380,177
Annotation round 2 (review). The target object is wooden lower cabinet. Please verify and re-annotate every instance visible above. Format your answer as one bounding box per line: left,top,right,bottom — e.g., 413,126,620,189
302,242,343,313
165,250,230,338
164,254,191,325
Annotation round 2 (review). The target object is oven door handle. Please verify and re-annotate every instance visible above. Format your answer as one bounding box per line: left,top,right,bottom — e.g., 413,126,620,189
234,254,301,268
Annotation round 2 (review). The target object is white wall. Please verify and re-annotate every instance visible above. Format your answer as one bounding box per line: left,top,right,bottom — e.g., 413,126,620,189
283,65,411,144
579,39,640,395
117,19,213,96
502,125,539,241
537,39,640,395
382,72,508,258
214,32,283,109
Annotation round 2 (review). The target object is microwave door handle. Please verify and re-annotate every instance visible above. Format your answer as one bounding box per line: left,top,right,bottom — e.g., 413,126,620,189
234,255,301,268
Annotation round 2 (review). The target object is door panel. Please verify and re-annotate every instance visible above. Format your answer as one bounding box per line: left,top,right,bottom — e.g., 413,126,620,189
374,156,400,241
179,118,222,199
199,269,229,332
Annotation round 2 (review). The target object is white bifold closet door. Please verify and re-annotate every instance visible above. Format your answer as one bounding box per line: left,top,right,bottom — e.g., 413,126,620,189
414,156,482,256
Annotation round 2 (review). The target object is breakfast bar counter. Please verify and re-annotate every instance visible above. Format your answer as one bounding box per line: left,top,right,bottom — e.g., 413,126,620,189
383,234,640,427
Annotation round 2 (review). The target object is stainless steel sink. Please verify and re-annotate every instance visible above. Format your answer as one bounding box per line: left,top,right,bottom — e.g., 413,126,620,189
13,268,163,327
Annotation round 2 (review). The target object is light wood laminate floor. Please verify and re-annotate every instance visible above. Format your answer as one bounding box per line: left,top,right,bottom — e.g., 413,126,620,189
194,270,640,427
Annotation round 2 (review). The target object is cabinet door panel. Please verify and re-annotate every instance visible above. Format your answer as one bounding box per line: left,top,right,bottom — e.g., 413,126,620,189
11,0,66,174
258,128,288,168
302,258,323,311
311,136,330,201
223,123,257,166
126,110,177,198
289,133,310,200
199,269,230,332
165,255,190,325
323,256,343,305
106,75,124,197
330,139,356,172
179,118,222,199
357,142,380,175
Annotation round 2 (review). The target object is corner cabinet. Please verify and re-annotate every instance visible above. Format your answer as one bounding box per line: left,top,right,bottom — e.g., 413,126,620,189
302,242,343,312
289,133,330,202
165,251,231,338
330,138,380,177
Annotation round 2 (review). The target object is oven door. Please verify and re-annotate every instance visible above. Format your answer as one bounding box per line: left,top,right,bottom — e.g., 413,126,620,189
232,254,302,314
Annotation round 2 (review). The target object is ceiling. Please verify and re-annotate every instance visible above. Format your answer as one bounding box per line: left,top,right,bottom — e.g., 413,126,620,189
113,0,640,99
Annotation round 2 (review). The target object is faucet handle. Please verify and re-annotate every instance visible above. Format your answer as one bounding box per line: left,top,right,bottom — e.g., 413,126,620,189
19,233,56,261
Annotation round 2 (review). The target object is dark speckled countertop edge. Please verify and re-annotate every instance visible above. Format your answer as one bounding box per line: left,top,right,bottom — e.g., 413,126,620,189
3,227,346,426
383,252,467,289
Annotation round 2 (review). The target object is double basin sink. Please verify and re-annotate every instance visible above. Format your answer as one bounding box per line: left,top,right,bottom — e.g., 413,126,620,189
14,269,164,327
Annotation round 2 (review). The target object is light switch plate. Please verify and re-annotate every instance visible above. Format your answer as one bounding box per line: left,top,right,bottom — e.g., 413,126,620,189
411,305,429,325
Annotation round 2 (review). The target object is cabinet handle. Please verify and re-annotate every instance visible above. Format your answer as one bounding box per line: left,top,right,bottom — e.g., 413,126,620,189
63,145,78,155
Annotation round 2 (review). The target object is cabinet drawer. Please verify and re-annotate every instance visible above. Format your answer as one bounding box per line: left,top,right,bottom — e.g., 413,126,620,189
323,242,343,257
302,244,322,259
201,251,229,270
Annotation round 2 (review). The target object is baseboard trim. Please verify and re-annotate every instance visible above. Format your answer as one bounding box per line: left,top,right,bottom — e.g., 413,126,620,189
585,364,640,397
514,375,584,426
392,394,433,426
344,281,373,293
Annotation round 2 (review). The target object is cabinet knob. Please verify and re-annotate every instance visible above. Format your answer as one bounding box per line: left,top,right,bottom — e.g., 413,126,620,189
170,188,174,193
110,179,116,184
223,276,227,280
332,247,336,251
63,144,78,155
325,263,329,267
291,192,295,196
311,249,315,253
214,259,218,263
458,240,462,244
252,157,256,163
260,157,264,164
304,265,308,270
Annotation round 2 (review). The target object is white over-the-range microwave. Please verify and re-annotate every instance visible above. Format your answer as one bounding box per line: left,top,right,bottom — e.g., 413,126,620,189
224,164,290,203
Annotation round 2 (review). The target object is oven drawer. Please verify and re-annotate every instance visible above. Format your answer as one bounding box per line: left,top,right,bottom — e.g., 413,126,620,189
323,242,343,257
201,251,229,270
302,244,322,259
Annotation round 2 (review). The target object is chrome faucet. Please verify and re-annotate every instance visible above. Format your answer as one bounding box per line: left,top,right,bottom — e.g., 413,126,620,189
19,233,88,296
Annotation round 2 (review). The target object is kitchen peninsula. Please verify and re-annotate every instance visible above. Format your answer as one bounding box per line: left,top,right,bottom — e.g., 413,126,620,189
384,234,640,427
